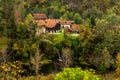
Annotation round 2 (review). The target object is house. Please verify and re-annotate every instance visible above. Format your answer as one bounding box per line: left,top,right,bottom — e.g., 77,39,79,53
59,20,74,32
71,24,84,33
62,24,84,33
34,19,61,35
33,13,47,20
35,20,46,35
44,19,61,32
60,20,74,28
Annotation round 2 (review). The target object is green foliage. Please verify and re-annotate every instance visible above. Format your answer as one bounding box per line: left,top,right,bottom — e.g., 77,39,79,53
25,13,34,26
59,6,66,14
60,11,74,20
20,76,37,80
82,7,103,27
0,61,24,77
55,68,100,80
11,38,39,61
60,12,69,20
116,53,120,75
105,13,119,25
16,23,28,39
0,37,7,50
61,48,73,68
0,20,7,37
30,48,51,75
1,0,120,78
39,74,55,80
95,18,108,34
51,8,60,19
74,13,82,24
93,47,115,73
15,74,55,80
0,0,3,21
47,33,64,43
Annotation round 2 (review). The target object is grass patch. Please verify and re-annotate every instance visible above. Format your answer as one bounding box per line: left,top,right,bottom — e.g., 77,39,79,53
47,33,64,43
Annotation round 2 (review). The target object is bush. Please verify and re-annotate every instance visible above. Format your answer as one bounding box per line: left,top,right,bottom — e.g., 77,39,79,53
116,53,120,75
93,47,115,73
40,74,55,80
19,76,36,80
18,74,55,80
0,61,24,78
55,67,100,80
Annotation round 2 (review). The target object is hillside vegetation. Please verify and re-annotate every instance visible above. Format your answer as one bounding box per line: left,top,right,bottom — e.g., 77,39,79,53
0,0,120,79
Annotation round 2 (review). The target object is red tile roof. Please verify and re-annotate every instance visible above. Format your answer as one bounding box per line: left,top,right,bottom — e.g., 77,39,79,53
33,19,59,28
33,13,47,20
44,19,58,28
71,24,79,30
71,24,83,32
37,20,46,27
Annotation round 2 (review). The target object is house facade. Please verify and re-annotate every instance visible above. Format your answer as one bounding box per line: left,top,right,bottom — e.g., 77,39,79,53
60,20,74,28
33,19,61,35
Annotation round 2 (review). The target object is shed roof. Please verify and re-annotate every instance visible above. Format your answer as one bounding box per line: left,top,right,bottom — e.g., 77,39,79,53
33,13,47,20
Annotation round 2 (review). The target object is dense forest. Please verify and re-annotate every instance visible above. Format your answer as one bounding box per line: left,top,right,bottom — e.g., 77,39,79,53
1,0,120,79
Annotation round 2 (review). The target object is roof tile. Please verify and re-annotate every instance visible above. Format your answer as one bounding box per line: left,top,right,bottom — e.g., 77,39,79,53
33,13,47,20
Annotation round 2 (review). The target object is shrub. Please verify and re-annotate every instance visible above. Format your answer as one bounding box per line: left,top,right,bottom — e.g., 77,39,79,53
18,74,55,80
0,61,24,78
40,74,55,80
93,47,115,73
116,53,120,75
19,76,36,80
55,67,100,80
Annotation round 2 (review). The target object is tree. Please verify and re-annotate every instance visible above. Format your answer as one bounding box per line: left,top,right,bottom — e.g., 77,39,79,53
73,13,82,24
30,48,43,75
105,13,119,26
0,47,8,65
60,12,69,20
82,6,103,27
96,0,110,13
0,0,3,21
0,0,16,38
60,11,74,20
61,48,73,68
30,48,51,75
93,47,115,73
24,13,34,26
52,8,60,19
95,18,108,36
